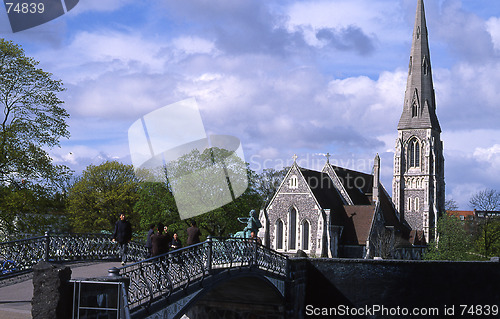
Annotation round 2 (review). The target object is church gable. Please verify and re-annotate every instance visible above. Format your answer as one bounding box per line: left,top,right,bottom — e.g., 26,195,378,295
266,162,325,254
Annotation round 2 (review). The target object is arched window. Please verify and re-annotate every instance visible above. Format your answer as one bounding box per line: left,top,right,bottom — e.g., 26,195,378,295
415,197,419,211
409,138,420,168
302,220,310,251
289,207,297,250
412,99,418,117
276,219,284,250
289,175,298,189
407,197,412,211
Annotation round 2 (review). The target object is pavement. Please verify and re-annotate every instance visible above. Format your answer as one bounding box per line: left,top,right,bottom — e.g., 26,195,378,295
0,261,122,319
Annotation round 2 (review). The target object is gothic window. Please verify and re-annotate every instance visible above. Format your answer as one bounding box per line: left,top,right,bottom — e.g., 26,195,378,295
412,99,418,117
408,197,412,211
289,175,298,189
289,207,297,250
408,138,420,168
276,219,284,250
302,220,310,251
411,89,419,117
423,56,429,75
415,197,419,211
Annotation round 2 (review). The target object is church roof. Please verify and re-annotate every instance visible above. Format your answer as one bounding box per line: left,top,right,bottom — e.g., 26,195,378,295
330,165,373,205
299,168,345,211
343,205,376,245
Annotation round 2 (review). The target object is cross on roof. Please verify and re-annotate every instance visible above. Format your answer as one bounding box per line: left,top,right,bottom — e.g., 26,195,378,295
326,152,331,163
292,154,298,162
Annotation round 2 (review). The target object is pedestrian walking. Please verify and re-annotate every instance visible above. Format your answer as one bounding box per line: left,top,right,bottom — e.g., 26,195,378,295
112,213,132,265
146,224,155,258
186,220,201,246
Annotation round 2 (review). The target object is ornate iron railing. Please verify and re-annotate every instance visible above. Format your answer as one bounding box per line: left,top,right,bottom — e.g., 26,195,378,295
0,233,147,277
118,237,288,311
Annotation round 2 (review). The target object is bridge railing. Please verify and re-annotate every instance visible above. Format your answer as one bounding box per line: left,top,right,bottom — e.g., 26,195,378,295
0,233,147,278
118,237,288,312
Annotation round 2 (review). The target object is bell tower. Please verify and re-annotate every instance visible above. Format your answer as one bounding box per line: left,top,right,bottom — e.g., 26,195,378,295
393,0,445,242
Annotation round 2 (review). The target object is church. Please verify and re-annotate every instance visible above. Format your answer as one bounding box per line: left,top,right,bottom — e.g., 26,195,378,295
259,0,444,259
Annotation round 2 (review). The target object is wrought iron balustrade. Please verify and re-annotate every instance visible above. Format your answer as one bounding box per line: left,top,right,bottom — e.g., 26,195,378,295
118,237,288,312
0,233,147,278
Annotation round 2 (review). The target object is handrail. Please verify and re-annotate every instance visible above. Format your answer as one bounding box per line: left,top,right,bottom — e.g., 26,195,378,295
117,237,288,312
0,232,147,278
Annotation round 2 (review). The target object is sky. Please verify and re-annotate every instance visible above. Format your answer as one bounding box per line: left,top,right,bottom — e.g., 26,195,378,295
1,0,500,210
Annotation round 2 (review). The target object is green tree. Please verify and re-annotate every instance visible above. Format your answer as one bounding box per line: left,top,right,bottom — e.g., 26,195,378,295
0,181,69,238
134,181,179,232
425,215,477,261
67,161,140,232
469,189,500,257
473,217,500,257
0,39,70,186
138,147,265,238
253,167,288,207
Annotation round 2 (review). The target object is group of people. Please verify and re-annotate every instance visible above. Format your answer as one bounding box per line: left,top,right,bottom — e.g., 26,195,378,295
145,220,202,258
112,213,203,264
112,213,263,265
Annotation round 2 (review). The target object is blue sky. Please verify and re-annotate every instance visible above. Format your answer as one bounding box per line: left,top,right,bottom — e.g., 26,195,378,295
1,0,500,209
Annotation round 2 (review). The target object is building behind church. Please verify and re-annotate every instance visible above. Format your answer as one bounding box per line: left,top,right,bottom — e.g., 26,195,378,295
259,0,443,259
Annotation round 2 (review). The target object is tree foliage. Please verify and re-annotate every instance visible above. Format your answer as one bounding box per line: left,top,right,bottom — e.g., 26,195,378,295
0,182,68,237
67,161,140,232
424,215,476,261
0,39,70,187
133,181,179,232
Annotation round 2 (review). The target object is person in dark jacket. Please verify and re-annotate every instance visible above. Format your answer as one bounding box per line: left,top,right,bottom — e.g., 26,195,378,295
151,223,169,257
112,213,132,265
170,233,182,250
145,224,155,258
186,220,201,246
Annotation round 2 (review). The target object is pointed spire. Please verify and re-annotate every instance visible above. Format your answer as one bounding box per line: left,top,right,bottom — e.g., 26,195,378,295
373,153,380,202
398,0,441,132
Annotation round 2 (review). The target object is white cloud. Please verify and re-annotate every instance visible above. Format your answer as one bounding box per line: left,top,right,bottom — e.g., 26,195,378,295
486,17,500,52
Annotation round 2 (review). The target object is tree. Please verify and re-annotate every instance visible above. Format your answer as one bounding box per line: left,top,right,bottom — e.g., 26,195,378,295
253,167,288,207
0,182,69,237
444,199,459,211
469,189,500,211
134,181,179,232
468,189,500,257
67,161,140,232
0,39,70,187
424,215,477,261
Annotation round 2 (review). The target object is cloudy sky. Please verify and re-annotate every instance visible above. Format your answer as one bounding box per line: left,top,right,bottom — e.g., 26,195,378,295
1,0,500,209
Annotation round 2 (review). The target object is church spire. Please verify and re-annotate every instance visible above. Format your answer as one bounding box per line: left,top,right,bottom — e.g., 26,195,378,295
398,0,441,132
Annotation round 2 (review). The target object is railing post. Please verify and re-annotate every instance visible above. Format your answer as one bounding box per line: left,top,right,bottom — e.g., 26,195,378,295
207,236,213,274
44,231,50,262
108,267,121,277
252,239,258,268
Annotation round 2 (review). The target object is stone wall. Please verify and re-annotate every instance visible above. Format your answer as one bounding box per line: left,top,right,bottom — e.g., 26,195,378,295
300,258,500,318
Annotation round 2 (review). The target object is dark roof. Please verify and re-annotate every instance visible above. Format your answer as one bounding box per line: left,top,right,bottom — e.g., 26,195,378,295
330,165,373,205
343,205,376,245
300,168,345,211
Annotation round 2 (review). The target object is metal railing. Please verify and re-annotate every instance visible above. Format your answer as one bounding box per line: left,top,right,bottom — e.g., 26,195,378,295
118,237,288,311
0,232,147,278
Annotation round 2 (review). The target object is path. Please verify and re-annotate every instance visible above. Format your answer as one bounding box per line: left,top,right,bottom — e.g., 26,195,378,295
0,261,122,319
